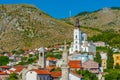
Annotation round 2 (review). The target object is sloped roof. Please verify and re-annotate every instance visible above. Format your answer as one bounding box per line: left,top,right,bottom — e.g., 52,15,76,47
0,71,7,75
32,69,50,75
0,66,10,69
47,57,57,61
51,71,61,78
14,65,24,72
69,60,83,68
82,60,99,69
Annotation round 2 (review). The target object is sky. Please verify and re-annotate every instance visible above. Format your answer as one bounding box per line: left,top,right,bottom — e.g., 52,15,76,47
0,0,120,18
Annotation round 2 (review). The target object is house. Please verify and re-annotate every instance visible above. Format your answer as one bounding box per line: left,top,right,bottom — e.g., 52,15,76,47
51,71,61,80
93,41,106,47
100,52,107,69
69,60,83,70
56,59,63,67
26,69,53,80
82,60,99,74
0,66,10,71
69,53,94,63
69,71,84,80
46,57,57,66
0,71,9,80
113,54,120,66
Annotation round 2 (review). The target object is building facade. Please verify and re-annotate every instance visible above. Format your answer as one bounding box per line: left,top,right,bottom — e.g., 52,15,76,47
69,18,96,55
113,54,120,66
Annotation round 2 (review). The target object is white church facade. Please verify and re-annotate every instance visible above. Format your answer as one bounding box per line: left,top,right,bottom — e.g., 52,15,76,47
69,18,96,55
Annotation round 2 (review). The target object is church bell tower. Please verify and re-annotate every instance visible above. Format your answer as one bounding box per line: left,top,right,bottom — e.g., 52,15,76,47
38,47,46,69
73,18,82,52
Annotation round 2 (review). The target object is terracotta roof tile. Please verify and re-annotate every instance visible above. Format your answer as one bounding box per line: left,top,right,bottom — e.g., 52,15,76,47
47,57,57,61
32,69,50,75
51,71,61,78
0,71,7,75
69,60,83,68
14,65,24,72
0,66,10,69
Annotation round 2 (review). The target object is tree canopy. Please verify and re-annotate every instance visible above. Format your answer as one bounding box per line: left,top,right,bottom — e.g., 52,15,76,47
0,56,9,66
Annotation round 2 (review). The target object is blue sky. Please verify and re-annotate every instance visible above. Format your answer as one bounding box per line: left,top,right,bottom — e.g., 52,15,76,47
0,0,120,18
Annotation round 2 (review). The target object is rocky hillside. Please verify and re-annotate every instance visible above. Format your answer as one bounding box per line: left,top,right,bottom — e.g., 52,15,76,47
64,7,120,32
0,4,101,51
0,4,74,51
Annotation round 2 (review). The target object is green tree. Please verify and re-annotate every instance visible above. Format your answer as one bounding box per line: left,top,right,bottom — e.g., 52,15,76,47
94,52,101,64
0,56,9,66
104,69,120,80
107,49,114,69
115,63,120,69
7,73,18,80
77,70,98,80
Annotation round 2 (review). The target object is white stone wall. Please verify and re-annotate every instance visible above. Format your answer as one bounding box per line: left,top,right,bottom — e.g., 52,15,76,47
26,71,37,80
69,73,82,80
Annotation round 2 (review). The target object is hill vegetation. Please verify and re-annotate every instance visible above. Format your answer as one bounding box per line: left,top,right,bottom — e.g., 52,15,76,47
64,7,120,32
0,4,120,51
0,4,101,51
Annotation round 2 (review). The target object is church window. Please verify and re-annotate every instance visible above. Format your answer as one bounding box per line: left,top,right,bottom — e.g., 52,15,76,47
76,41,77,43
40,53,42,56
75,35,77,39
76,46,77,49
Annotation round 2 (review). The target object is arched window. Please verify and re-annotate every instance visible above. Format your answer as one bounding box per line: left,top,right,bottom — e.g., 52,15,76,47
40,53,42,56
75,35,77,39
76,45,77,49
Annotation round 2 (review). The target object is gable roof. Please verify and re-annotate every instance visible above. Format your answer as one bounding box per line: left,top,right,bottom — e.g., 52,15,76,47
0,66,10,69
14,65,24,72
82,60,99,68
47,57,57,61
0,71,7,75
51,71,61,78
32,69,50,75
69,60,83,68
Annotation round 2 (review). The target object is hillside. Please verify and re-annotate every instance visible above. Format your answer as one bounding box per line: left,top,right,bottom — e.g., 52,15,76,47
0,4,101,51
64,7,120,32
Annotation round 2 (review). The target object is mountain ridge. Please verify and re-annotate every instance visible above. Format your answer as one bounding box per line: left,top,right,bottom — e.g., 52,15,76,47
0,4,119,51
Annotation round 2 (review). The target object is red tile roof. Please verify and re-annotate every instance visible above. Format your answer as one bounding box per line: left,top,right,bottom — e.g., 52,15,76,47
32,69,50,75
69,60,83,68
14,65,24,72
51,71,61,78
0,66,10,69
0,71,7,75
47,57,57,61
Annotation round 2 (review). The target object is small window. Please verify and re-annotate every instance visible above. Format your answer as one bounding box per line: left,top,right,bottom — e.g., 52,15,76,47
76,46,77,49
117,56,119,59
40,53,42,56
75,35,77,39
76,41,77,43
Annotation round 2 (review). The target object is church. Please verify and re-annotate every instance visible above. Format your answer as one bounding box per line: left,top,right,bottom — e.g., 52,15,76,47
69,18,96,55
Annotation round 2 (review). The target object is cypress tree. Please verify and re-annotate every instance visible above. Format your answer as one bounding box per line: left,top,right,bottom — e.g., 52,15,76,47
107,48,114,69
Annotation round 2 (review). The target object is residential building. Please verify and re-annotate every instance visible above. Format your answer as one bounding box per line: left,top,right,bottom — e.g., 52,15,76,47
113,54,120,66
82,60,99,74
100,52,107,69
26,69,52,80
